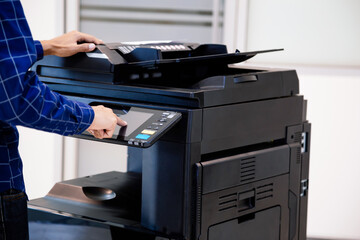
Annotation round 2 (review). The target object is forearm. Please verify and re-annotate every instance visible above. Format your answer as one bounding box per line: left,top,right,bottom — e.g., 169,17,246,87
0,70,94,135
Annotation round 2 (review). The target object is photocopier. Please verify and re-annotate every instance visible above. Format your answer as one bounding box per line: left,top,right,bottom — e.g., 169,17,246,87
28,42,311,240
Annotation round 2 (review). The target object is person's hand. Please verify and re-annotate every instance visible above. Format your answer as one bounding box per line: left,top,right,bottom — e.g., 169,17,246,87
40,30,103,57
87,105,127,139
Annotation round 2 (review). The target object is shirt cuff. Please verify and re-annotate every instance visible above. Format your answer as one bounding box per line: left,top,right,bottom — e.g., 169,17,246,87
33,40,44,61
75,102,95,134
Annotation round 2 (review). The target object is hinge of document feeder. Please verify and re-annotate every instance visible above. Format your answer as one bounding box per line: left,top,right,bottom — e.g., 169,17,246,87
301,132,308,153
300,179,308,197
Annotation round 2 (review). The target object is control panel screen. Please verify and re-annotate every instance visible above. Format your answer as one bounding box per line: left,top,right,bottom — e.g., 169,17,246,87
113,109,153,138
80,105,181,148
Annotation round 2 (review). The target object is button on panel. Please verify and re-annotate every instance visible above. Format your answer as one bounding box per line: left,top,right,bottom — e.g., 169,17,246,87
135,134,151,140
141,129,156,135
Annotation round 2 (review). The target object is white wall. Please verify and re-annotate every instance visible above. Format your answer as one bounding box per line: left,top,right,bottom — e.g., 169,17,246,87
21,0,64,40
246,0,360,67
223,0,360,239
77,140,127,177
19,0,65,200
299,68,360,239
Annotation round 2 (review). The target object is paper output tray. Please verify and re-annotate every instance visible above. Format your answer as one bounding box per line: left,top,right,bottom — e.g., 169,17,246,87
29,172,142,227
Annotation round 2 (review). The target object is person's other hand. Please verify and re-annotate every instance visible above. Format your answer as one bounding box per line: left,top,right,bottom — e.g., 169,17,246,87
87,105,127,139
40,30,104,57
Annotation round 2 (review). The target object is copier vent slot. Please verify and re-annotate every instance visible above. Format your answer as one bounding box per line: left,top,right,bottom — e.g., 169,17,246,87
293,132,302,142
293,132,303,164
240,157,256,182
215,182,276,212
256,183,274,201
218,190,256,212
296,146,301,164
218,193,238,211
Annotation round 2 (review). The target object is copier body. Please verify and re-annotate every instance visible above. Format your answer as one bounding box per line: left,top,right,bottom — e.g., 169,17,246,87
28,48,311,240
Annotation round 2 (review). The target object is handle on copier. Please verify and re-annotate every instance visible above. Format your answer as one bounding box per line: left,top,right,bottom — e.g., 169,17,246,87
233,75,258,84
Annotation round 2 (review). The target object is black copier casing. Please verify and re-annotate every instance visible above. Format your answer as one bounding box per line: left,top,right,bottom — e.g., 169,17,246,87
28,43,311,240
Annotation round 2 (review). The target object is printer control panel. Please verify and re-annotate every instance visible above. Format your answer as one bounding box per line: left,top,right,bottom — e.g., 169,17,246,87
82,106,181,148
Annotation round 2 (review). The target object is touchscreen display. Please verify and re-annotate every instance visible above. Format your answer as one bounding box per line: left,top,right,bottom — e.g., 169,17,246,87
113,109,153,138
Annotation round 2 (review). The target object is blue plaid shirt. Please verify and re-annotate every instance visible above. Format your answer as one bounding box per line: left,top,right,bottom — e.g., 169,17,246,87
0,0,94,193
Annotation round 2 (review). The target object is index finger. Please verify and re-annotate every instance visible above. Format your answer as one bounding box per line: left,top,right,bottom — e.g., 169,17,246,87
77,32,104,45
116,116,127,127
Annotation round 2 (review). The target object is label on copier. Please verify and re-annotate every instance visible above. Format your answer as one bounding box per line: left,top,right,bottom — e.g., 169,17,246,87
82,107,181,148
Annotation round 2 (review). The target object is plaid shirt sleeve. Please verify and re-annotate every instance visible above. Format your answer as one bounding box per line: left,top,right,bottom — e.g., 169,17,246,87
0,0,94,135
